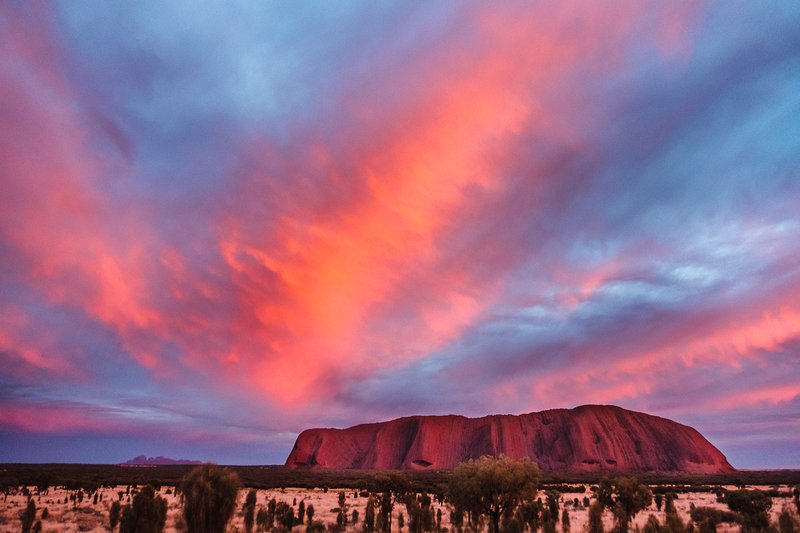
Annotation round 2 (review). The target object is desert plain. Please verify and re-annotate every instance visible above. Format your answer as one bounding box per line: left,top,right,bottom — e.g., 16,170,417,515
1,483,797,533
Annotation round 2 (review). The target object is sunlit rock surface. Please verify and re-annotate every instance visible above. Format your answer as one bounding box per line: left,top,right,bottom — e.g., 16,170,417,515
286,405,733,472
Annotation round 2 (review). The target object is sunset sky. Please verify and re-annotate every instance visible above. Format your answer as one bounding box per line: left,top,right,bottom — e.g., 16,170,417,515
1,2,799,468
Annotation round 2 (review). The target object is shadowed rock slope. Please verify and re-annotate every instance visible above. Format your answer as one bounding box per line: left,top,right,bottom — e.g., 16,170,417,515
285,405,734,472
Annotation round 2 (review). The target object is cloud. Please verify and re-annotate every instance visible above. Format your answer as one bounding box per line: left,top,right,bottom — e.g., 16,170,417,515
0,1,798,465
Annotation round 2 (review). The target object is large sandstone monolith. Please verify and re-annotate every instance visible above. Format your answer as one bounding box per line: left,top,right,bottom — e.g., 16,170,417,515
285,405,733,472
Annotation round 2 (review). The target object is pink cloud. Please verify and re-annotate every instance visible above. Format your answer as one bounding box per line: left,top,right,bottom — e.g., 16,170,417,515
0,1,725,416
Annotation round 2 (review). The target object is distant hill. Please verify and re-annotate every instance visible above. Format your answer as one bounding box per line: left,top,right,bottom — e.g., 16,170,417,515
120,455,202,466
286,404,734,473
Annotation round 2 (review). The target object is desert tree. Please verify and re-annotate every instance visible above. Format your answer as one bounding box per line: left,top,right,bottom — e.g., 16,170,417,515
405,493,434,533
180,464,240,533
267,498,277,527
119,485,167,533
779,506,800,533
338,491,349,525
364,496,376,533
306,503,315,525
109,500,121,531
594,477,651,533
642,514,660,533
21,498,36,533
726,489,772,532
561,509,570,533
664,492,678,514
588,500,604,533
447,455,540,533
276,501,295,530
612,477,652,532
256,507,269,532
371,473,411,533
243,489,257,533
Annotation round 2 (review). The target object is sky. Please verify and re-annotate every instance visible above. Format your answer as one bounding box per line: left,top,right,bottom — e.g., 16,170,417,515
0,1,798,469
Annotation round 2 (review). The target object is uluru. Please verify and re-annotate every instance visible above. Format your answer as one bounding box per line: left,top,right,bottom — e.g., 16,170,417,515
286,405,734,473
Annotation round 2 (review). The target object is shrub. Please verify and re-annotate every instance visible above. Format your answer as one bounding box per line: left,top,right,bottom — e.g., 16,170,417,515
243,489,257,533
726,489,772,531
689,506,740,525
642,514,659,533
588,501,604,533
364,496,376,533
276,501,295,530
371,473,411,533
180,464,240,533
779,507,800,533
21,499,36,533
256,507,269,532
306,503,315,525
109,500,121,531
119,485,167,533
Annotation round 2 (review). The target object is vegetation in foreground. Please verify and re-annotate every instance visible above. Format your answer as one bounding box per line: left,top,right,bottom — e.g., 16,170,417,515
0,459,798,532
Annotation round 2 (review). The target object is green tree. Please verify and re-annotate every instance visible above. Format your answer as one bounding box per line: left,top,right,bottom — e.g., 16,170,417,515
298,500,305,525
180,464,240,533
447,455,540,533
561,509,570,533
726,489,772,532
654,494,663,512
110,500,121,531
243,489,257,533
119,485,167,533
21,499,36,533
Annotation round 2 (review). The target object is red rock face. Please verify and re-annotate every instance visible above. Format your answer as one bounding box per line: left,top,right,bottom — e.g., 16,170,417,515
285,405,734,473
